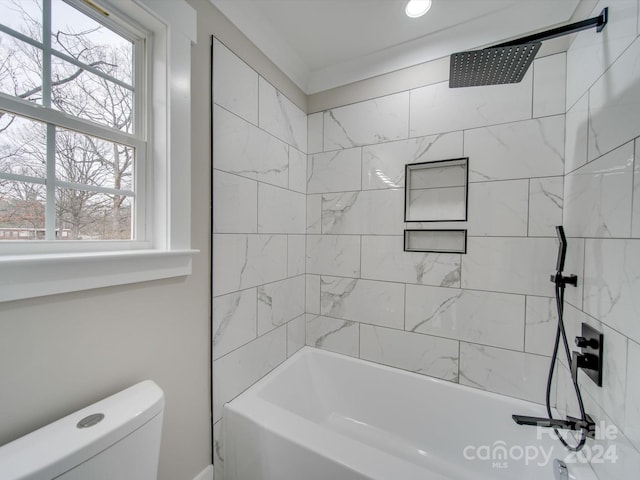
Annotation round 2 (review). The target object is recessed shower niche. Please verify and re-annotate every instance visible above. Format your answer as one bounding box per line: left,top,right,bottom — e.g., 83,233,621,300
404,158,468,253
404,158,468,222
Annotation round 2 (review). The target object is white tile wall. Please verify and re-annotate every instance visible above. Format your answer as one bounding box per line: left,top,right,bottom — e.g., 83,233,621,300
324,92,410,150
306,315,359,357
588,35,640,161
306,234,361,277
459,343,549,404
533,53,566,118
258,276,306,335
213,105,289,188
564,141,634,238
405,285,525,350
213,14,640,477
258,77,307,152
321,189,405,234
362,132,464,190
257,183,306,234
462,237,558,296
360,324,459,381
307,148,362,194
213,288,257,359
565,0,638,109
361,235,461,287
320,277,404,329
466,180,529,236
409,73,532,137
465,116,565,182
213,171,257,233
212,40,258,125
528,176,563,237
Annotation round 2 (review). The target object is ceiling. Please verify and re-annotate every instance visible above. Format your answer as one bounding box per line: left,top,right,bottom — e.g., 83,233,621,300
211,0,582,95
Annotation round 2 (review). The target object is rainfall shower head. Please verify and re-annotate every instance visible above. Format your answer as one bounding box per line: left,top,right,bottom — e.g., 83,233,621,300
449,7,609,88
449,43,541,88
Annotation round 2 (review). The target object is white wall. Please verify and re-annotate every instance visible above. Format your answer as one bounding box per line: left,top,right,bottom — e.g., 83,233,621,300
210,37,308,480
559,0,640,477
304,52,566,404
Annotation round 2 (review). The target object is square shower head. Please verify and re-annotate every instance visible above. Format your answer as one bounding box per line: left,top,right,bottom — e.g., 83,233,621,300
449,42,541,88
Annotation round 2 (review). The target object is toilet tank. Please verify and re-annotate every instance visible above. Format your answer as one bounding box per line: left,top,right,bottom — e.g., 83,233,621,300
0,380,164,480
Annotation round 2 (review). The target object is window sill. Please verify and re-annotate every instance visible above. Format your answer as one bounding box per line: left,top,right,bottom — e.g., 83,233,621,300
0,249,199,302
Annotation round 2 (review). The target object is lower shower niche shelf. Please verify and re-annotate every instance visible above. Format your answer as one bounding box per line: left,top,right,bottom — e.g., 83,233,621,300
404,229,467,254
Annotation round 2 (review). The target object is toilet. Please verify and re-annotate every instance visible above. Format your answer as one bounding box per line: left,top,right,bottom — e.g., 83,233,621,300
0,380,164,480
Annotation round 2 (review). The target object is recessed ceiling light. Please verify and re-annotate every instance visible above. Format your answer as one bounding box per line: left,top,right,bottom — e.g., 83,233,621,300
405,0,432,18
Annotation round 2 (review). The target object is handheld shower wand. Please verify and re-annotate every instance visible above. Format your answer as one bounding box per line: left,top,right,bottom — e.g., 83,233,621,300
512,226,594,451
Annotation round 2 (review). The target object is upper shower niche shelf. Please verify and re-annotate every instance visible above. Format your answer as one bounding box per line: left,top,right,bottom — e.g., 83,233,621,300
404,157,469,222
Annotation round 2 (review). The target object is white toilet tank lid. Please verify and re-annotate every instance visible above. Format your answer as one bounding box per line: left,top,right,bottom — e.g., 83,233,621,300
0,380,164,480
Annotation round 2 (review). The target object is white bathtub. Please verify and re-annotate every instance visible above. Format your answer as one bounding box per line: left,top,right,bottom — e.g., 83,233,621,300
223,347,596,480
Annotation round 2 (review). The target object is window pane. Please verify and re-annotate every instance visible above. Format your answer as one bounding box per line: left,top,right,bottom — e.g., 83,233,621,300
51,55,133,132
0,179,45,239
0,30,43,104
0,111,47,178
56,187,132,240
55,127,134,191
0,0,43,42
51,0,133,86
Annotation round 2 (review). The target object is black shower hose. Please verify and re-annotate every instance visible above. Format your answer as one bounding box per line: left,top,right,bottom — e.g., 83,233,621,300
544,280,588,452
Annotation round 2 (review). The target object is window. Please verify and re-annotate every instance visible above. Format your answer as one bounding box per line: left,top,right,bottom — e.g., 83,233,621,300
0,0,197,301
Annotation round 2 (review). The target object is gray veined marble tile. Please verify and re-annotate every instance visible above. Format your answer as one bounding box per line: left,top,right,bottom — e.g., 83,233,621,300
360,325,459,382
257,183,306,234
528,176,564,237
307,148,362,194
532,53,566,118
583,238,640,345
213,420,224,480
213,326,287,423
213,288,257,359
564,93,589,175
459,343,549,404
306,235,361,277
213,39,258,125
405,285,525,350
213,105,289,188
213,170,258,234
288,235,306,277
323,91,409,150
564,141,634,239
465,115,565,182
306,274,321,315
288,147,307,194
212,234,288,296
625,340,640,452
362,132,464,190
307,112,323,155
524,296,558,357
306,314,359,357
321,189,405,235
306,194,322,234
409,73,532,138
286,314,306,357
566,0,638,109
462,237,558,297
588,34,640,162
258,77,307,152
257,276,306,335
320,276,404,329
467,179,529,236
634,138,640,238
361,235,461,287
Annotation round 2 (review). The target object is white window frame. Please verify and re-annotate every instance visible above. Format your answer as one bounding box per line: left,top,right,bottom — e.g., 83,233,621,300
0,0,197,302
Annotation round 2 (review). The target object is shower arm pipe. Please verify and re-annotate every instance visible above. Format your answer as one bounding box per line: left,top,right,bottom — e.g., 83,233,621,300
494,7,608,48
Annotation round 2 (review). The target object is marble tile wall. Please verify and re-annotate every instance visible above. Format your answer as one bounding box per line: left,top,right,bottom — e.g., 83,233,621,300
211,38,308,478
558,1,640,476
305,51,568,408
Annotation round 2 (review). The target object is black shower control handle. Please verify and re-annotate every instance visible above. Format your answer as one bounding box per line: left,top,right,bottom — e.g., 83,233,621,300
575,336,599,349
